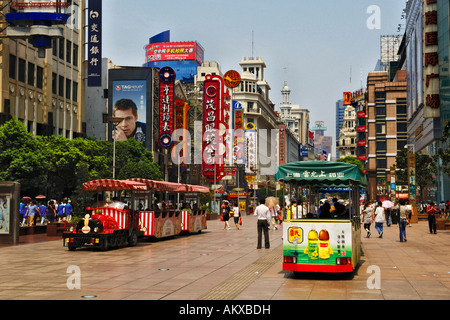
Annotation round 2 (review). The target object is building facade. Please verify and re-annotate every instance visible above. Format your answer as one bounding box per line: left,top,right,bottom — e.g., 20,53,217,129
365,70,407,201
0,1,85,138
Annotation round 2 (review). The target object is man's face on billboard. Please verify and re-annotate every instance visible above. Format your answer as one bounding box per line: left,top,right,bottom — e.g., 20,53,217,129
114,108,138,140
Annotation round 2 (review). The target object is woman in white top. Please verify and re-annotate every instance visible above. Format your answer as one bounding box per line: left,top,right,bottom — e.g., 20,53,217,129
374,201,385,238
232,204,240,230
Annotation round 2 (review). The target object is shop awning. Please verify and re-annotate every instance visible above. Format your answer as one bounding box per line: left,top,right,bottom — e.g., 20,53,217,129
126,178,210,193
276,161,368,188
83,179,148,191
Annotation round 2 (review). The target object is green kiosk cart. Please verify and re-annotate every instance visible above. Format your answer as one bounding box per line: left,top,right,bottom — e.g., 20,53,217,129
276,161,367,273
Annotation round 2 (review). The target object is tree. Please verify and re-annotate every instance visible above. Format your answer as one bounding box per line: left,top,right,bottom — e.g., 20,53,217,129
437,121,450,177
0,119,49,195
335,156,364,171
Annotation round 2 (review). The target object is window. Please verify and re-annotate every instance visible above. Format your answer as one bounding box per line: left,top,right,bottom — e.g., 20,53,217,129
58,75,64,97
52,73,57,94
27,62,35,86
376,158,387,169
376,141,387,151
73,44,78,67
9,54,16,79
18,58,26,83
376,124,386,134
66,40,72,63
376,106,386,116
59,38,64,60
397,122,407,133
36,66,44,89
52,38,57,57
72,82,78,102
397,104,407,114
66,78,71,99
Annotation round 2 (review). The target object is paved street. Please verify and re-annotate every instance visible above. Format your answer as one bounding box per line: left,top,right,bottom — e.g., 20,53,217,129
1,214,450,301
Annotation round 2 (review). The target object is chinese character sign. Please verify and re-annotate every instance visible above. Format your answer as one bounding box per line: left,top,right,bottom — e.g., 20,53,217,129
159,67,176,149
88,0,102,87
202,75,225,183
423,0,440,118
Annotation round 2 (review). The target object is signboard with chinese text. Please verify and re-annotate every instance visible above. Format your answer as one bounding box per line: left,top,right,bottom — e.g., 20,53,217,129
146,41,204,65
158,67,176,149
233,101,245,165
88,0,102,87
202,75,225,182
244,122,257,175
423,0,440,118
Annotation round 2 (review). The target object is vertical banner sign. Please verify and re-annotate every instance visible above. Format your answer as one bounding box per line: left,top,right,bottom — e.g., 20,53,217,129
202,75,225,182
423,0,440,118
343,92,351,105
174,99,190,165
232,101,245,165
245,122,257,175
159,67,176,149
278,124,286,165
88,0,102,87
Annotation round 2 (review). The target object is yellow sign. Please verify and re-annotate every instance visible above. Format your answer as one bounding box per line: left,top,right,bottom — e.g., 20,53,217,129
288,227,303,244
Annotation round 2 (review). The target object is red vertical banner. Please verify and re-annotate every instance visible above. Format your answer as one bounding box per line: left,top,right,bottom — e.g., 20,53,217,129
202,75,225,182
158,67,176,149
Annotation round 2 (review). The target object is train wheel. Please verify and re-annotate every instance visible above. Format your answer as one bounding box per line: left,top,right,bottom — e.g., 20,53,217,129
128,231,138,247
100,238,109,251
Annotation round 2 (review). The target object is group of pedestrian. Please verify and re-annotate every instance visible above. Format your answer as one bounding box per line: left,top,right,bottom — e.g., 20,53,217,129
362,200,410,241
20,199,72,227
220,201,241,231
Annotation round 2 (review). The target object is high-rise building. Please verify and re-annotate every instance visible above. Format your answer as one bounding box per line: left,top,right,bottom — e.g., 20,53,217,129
365,70,407,201
335,99,345,158
0,1,85,138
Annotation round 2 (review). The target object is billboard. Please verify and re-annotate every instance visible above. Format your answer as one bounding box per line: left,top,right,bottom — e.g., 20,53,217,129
111,80,147,145
146,41,204,65
108,68,155,151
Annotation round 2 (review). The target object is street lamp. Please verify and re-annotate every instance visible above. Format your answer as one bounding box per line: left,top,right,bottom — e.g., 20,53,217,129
107,117,124,179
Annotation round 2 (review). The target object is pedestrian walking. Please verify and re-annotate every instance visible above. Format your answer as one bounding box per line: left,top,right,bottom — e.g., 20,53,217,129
25,201,39,227
232,202,240,230
398,200,409,242
363,202,374,238
255,199,271,249
426,202,438,234
374,201,385,238
47,200,56,223
20,200,27,227
221,201,231,230
38,202,47,226
65,200,73,222
56,201,65,222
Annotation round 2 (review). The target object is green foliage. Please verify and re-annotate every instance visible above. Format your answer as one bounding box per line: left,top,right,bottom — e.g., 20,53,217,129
437,121,450,177
0,119,48,195
0,119,162,214
335,156,363,171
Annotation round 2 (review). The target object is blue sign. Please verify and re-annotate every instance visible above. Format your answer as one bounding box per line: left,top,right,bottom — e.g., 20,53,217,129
301,147,309,158
88,0,102,87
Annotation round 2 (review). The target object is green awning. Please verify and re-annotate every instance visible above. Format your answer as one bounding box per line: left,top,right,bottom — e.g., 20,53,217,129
276,161,368,188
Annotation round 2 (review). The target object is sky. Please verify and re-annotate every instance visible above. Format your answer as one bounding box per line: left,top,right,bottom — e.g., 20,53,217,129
102,0,407,157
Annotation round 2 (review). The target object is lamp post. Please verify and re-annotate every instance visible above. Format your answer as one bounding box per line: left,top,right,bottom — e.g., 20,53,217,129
107,117,124,179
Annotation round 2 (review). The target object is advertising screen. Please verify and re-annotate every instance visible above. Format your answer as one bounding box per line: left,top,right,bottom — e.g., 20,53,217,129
111,80,147,145
146,41,204,65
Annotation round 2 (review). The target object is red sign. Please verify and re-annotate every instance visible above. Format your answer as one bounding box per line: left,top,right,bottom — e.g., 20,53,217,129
146,41,204,65
158,67,175,149
357,111,366,119
202,75,225,183
358,155,367,161
357,140,366,147
357,126,366,133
